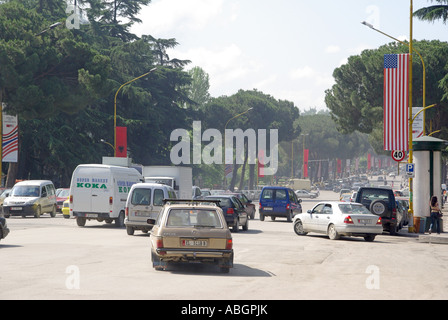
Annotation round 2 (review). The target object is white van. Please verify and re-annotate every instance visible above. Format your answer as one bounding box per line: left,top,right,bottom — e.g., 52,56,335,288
3,180,56,218
125,183,176,235
70,164,142,227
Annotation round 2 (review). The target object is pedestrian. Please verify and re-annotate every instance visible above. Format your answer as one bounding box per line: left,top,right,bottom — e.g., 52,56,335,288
429,196,443,234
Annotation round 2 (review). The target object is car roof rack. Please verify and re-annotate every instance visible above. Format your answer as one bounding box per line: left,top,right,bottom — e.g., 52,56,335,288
162,199,221,206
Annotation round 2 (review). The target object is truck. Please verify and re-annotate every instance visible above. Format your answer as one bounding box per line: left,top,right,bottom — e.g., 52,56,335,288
142,166,192,199
69,164,142,227
287,179,311,191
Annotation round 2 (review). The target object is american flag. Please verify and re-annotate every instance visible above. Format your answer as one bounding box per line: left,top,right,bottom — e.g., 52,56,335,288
383,54,409,151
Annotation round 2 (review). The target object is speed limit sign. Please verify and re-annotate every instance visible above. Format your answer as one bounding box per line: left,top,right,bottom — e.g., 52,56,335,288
391,150,406,162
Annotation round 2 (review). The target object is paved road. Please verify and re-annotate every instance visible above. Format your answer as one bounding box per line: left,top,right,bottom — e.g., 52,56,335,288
1,190,448,300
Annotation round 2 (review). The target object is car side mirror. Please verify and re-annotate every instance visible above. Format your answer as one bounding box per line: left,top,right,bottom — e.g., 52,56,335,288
298,199,302,204
147,219,156,225
247,199,252,204
307,210,311,214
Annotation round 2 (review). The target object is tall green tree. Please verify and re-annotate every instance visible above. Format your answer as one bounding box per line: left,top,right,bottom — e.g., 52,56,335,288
414,0,448,24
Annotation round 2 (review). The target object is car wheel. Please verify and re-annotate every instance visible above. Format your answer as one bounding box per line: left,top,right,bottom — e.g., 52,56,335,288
286,210,292,222
364,234,376,242
260,213,265,221
50,205,56,217
34,206,41,218
370,200,387,216
243,218,249,231
232,219,239,232
115,212,125,228
126,226,135,235
76,217,86,227
328,224,340,240
293,220,308,236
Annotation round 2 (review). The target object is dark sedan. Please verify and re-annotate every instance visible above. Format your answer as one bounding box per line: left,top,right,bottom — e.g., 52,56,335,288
204,195,249,232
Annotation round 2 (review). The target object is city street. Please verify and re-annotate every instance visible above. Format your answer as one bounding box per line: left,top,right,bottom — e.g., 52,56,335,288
2,188,448,301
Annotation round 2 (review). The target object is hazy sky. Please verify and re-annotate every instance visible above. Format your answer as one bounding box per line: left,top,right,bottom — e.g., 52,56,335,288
131,0,448,112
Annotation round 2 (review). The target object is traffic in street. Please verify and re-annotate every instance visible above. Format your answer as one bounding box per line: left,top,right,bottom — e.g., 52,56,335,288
2,177,448,300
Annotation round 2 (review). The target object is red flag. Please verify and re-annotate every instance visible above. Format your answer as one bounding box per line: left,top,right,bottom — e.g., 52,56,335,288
258,149,265,178
303,149,309,178
337,159,342,174
367,154,371,170
384,54,409,151
116,126,127,157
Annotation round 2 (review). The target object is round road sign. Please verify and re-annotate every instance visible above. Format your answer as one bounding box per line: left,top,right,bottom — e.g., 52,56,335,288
391,150,406,162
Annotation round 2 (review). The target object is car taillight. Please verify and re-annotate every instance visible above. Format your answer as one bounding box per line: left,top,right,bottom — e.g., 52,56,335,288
227,208,235,215
392,208,397,220
125,207,129,217
259,203,262,210
109,196,113,205
376,217,382,225
226,239,233,250
70,195,73,204
344,216,354,224
286,203,290,210
156,239,163,249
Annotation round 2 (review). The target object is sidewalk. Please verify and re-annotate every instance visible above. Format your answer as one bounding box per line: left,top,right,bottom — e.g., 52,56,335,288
415,205,448,245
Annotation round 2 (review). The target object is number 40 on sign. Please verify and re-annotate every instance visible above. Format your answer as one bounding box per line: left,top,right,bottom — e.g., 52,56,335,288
391,150,406,162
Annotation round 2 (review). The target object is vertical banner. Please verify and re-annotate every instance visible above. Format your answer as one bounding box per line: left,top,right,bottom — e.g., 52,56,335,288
337,159,342,174
115,126,127,158
303,149,309,178
367,154,371,170
383,54,409,151
258,149,265,178
2,112,18,163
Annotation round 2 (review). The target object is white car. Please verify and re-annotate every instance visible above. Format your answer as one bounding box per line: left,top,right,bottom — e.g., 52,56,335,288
293,202,383,241
295,189,317,199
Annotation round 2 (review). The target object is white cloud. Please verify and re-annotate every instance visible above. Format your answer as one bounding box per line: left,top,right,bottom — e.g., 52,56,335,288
133,0,225,36
326,45,341,53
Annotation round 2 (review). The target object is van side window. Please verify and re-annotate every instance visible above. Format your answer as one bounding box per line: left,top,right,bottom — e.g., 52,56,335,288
132,188,151,205
41,187,47,197
154,189,164,206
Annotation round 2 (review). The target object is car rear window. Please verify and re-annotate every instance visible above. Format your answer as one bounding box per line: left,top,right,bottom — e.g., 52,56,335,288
206,197,232,208
361,189,391,202
339,204,371,215
166,209,222,228
131,188,151,205
261,189,287,201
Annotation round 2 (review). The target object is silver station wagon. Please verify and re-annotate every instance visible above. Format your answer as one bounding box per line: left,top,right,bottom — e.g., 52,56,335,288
293,202,383,241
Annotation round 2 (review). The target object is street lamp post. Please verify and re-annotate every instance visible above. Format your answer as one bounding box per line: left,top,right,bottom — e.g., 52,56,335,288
114,67,157,157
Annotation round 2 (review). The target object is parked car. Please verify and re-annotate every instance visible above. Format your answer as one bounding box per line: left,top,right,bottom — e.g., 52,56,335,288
293,202,383,241
149,199,234,273
204,195,249,232
125,183,177,235
354,187,398,234
3,180,57,218
259,186,302,222
0,188,11,207
295,189,317,199
229,192,256,219
56,188,70,213
395,197,410,232
0,216,10,241
62,197,70,219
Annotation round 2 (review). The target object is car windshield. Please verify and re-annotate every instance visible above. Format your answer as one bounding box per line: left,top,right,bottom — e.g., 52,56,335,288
166,209,222,228
11,186,40,197
338,204,371,215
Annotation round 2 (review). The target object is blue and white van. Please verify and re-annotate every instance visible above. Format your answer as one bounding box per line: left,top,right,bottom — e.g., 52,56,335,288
259,186,302,222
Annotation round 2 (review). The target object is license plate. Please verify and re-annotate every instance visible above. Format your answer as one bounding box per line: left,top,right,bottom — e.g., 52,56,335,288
10,207,22,211
263,207,273,211
86,214,97,218
182,239,208,247
135,211,150,217
359,219,371,224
